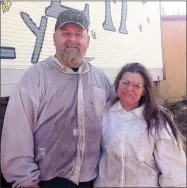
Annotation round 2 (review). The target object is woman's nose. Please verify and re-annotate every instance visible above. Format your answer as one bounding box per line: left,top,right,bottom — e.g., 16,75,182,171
126,83,133,91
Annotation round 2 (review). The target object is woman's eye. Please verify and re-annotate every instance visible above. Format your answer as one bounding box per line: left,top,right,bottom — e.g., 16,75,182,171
134,84,142,89
134,84,140,88
123,82,129,86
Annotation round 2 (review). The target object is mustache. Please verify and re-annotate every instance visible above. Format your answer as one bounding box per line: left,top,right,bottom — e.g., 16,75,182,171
64,41,80,48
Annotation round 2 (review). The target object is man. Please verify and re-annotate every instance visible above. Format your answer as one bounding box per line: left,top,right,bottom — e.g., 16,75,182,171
1,9,113,188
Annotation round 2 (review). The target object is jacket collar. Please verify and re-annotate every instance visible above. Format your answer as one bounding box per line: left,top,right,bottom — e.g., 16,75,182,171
110,101,145,119
48,55,95,74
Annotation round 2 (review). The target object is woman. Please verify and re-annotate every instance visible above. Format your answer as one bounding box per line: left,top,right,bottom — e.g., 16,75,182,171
95,63,186,187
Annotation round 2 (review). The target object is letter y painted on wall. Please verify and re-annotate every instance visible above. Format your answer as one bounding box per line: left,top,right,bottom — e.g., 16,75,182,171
20,12,48,64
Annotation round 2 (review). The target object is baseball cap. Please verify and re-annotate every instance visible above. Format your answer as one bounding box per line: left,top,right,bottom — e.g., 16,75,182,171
55,9,89,32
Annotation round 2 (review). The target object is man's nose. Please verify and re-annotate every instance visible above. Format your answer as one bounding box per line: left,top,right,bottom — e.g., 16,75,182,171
68,34,77,41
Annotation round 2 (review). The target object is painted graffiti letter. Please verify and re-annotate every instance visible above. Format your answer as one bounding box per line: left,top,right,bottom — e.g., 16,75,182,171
20,12,48,64
119,0,128,34
45,0,90,25
0,46,16,59
103,0,116,32
103,0,128,34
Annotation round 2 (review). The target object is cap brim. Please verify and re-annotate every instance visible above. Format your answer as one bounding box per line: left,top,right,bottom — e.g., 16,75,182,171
56,21,87,31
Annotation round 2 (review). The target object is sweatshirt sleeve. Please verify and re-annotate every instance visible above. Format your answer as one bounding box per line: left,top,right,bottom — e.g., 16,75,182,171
154,124,186,187
101,71,116,102
1,68,41,187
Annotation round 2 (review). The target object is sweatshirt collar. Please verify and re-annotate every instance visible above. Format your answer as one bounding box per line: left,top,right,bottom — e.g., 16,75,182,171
49,55,95,74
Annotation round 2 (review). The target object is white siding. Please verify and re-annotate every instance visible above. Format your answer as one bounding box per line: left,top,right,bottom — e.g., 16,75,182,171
1,1,164,97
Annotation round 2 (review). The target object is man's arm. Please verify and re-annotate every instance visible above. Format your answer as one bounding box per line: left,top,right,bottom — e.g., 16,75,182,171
102,71,116,102
1,69,40,187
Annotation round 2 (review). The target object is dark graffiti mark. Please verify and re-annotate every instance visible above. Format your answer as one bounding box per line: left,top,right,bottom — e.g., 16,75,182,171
0,0,12,13
113,0,116,4
45,0,90,25
103,0,128,34
20,12,48,64
142,1,146,5
139,25,142,32
147,17,150,24
91,30,96,39
0,46,16,59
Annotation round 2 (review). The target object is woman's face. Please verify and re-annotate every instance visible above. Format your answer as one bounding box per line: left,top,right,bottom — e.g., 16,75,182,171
117,72,145,107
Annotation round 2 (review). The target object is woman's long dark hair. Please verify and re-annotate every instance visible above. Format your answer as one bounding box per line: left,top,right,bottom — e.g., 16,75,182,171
111,63,184,146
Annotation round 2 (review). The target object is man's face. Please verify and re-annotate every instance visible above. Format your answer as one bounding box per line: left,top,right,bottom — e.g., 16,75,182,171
53,23,90,68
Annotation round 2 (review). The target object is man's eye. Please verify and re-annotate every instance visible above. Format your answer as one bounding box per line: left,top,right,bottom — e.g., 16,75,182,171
76,33,83,37
62,32,70,36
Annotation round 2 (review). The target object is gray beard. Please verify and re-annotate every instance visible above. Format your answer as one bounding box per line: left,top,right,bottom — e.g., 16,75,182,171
58,47,84,68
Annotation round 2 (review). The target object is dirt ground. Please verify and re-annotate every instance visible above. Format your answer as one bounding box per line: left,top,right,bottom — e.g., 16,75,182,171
164,100,187,153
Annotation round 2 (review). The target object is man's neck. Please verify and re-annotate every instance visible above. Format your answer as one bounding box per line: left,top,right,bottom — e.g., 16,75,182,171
71,67,79,72
55,54,83,70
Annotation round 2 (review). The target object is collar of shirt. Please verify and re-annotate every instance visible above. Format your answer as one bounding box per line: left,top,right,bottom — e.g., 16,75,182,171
50,55,92,74
110,101,145,119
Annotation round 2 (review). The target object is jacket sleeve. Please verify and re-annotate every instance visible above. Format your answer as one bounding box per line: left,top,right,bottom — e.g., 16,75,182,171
102,71,116,102
154,124,186,187
1,69,40,187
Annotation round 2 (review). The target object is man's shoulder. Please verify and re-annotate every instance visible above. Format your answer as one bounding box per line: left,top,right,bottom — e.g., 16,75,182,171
90,63,102,71
89,64,107,78
23,57,51,75
19,57,52,85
